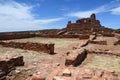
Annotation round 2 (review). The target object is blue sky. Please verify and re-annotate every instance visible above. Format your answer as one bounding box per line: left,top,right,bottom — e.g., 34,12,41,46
0,0,120,32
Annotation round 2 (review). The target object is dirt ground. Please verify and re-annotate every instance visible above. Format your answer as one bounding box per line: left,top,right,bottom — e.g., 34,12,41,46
0,37,81,80
82,36,120,71
0,37,120,80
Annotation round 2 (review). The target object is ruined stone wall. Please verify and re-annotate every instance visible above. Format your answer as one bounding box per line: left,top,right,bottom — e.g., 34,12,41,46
0,55,24,80
36,34,79,38
87,49,120,57
0,33,35,40
88,40,107,45
0,41,54,54
66,14,102,34
79,34,90,40
65,48,87,66
101,33,114,37
60,34,79,38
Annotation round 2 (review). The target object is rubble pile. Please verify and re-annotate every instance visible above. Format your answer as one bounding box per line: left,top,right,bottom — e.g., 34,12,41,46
32,68,120,80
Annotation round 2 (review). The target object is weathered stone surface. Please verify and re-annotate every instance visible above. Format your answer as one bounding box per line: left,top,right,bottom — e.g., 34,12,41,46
88,40,107,45
79,34,90,40
65,48,87,66
0,54,24,79
72,40,89,49
62,69,71,77
0,41,54,54
89,34,97,40
80,40,89,47
102,33,114,37
87,49,120,57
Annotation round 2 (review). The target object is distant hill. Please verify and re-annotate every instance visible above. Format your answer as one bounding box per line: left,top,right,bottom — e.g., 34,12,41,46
117,29,120,30
36,29,59,32
0,29,59,34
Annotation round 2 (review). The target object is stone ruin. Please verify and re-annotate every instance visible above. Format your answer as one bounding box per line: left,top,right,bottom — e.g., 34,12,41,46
31,37,120,80
32,67,120,80
35,13,115,38
0,14,120,80
0,32,35,40
65,48,87,66
66,13,101,34
0,41,55,54
88,40,107,45
0,54,24,80
63,13,114,35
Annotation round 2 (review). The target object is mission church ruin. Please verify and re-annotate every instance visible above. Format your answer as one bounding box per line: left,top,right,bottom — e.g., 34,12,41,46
65,13,113,34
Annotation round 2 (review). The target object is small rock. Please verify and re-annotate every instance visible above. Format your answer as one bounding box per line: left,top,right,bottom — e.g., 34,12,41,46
62,68,71,77
15,70,20,73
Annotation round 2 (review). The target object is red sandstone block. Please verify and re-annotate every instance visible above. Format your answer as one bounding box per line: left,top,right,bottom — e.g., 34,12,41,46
62,68,71,77
65,48,87,66
0,41,55,54
0,54,24,79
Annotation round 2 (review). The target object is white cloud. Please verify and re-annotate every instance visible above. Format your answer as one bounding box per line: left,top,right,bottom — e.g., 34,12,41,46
111,7,120,15
0,1,33,19
67,11,94,18
0,0,64,32
36,18,64,24
67,0,120,18
67,6,107,18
